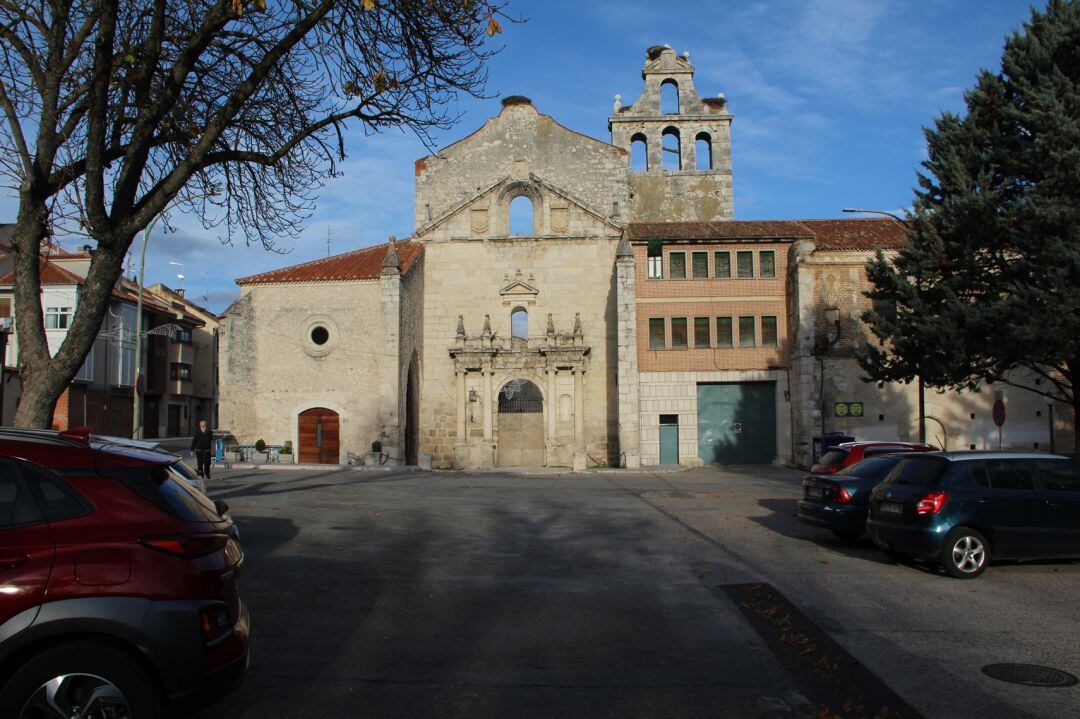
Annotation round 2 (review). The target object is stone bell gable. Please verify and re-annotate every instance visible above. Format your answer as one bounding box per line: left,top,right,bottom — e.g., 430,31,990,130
609,45,734,223
414,97,631,237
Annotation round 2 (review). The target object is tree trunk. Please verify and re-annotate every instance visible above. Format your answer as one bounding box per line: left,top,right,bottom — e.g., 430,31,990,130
12,213,129,429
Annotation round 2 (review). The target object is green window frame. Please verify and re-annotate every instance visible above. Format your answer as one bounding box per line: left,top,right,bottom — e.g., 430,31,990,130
648,318,666,349
736,251,754,278
716,317,733,348
739,316,756,347
694,317,711,348
671,317,688,348
761,316,778,347
691,251,709,279
714,252,731,278
669,252,687,279
759,250,776,278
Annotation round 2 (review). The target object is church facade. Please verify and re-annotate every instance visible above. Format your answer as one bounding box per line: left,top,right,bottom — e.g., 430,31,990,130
219,46,1074,469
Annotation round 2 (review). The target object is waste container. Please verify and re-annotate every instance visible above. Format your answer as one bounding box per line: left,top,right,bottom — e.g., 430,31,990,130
811,432,855,464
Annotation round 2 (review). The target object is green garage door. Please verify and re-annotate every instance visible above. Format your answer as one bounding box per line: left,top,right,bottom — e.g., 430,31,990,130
697,382,777,465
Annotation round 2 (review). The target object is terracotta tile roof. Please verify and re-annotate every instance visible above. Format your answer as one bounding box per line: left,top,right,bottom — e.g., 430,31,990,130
0,257,85,286
627,218,907,250
236,240,423,286
115,278,177,315
627,220,816,240
797,218,908,250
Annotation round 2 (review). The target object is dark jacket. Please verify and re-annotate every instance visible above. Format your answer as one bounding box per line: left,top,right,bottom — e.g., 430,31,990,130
191,428,214,452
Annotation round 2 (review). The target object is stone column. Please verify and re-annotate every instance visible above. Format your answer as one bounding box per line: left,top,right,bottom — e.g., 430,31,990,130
615,237,641,468
379,242,402,460
483,369,493,442
546,369,557,442
456,370,467,443
789,239,819,468
573,368,586,471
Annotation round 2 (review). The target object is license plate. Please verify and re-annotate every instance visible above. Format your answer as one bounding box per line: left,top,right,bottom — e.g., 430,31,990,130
880,501,903,515
807,487,824,499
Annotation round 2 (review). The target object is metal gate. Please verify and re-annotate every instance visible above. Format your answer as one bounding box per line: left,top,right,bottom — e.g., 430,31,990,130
697,382,777,465
497,379,545,466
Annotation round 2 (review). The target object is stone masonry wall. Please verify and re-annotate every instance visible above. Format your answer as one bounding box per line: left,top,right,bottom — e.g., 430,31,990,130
787,247,1075,466
398,252,424,454
419,237,621,468
219,282,384,462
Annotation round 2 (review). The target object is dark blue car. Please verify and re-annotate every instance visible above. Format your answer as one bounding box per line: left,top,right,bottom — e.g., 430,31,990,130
866,451,1080,578
797,455,910,540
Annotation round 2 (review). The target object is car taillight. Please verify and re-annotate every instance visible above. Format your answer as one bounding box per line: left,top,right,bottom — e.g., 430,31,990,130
829,486,852,504
200,603,233,642
915,491,949,516
140,534,229,558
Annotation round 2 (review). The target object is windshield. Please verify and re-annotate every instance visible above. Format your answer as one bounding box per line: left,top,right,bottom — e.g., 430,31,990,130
836,456,902,479
882,456,948,487
149,462,223,523
817,449,850,467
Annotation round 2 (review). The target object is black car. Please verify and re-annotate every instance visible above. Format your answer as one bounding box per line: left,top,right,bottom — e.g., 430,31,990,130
866,451,1080,578
797,454,910,540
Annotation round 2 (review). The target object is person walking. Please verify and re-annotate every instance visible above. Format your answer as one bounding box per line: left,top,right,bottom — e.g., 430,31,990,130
191,419,214,479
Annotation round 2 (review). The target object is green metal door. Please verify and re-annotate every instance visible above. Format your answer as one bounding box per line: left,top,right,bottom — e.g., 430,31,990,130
697,383,777,465
660,416,679,465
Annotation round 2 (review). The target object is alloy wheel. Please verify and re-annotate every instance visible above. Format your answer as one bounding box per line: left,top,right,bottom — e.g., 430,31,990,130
951,535,986,574
20,673,131,719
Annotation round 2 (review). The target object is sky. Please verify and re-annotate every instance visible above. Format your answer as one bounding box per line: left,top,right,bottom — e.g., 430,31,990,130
1,0,1040,312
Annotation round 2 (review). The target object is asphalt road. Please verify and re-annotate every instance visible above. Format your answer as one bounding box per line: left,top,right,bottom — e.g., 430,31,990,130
189,465,1080,719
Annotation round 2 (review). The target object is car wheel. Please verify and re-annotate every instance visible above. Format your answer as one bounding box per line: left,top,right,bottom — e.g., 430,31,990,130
0,642,162,719
830,529,862,541
940,527,990,579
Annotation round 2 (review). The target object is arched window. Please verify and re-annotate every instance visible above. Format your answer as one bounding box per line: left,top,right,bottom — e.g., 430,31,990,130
660,79,679,115
696,132,712,170
662,127,681,171
511,307,528,340
630,133,648,172
508,195,534,236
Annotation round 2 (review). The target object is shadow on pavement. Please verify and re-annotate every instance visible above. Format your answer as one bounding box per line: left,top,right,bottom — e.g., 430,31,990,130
749,497,894,566
187,485,779,719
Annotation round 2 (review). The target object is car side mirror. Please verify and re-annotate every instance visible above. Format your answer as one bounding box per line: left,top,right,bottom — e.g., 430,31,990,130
214,499,230,516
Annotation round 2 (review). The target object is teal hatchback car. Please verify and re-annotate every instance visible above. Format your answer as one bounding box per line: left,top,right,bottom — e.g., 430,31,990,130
866,451,1080,578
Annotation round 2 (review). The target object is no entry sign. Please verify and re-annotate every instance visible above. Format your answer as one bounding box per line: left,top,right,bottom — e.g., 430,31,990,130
992,399,1007,427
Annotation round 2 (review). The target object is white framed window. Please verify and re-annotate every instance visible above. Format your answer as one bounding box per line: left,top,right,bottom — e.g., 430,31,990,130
45,307,72,330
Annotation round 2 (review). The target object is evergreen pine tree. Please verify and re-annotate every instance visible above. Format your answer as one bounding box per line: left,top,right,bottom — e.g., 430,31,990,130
860,0,1080,451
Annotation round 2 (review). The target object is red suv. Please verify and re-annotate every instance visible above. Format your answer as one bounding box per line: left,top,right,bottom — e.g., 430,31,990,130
810,440,935,475
0,427,249,718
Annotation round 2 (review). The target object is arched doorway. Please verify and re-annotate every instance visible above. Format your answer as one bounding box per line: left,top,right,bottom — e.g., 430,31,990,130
404,356,420,466
298,407,340,464
497,379,544,467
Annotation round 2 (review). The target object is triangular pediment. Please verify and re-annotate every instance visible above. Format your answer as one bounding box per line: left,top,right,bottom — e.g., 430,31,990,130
499,280,538,297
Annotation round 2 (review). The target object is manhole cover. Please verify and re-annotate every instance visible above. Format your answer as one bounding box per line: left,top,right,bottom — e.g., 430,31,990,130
982,664,1078,687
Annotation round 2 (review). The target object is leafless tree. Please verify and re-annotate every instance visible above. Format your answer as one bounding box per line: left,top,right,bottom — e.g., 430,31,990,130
0,0,508,427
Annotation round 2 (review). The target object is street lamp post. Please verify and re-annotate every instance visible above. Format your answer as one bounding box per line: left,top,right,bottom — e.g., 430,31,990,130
841,208,927,444
132,217,164,440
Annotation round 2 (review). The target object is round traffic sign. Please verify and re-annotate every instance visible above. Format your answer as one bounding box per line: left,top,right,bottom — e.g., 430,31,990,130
992,399,1006,427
